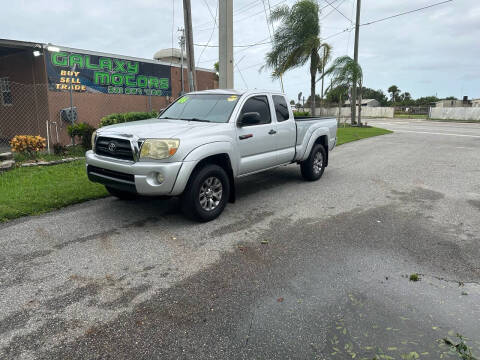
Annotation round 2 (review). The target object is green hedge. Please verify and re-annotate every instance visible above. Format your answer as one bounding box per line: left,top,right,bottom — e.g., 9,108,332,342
293,111,310,116
99,111,158,127
67,122,96,150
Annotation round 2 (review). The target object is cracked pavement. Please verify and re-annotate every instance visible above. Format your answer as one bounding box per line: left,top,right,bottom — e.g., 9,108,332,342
1,118,480,359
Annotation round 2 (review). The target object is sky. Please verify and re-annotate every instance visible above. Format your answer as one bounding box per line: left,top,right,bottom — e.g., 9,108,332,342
2,0,479,102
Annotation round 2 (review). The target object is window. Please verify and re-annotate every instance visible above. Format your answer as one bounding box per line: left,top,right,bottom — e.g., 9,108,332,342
272,95,290,122
239,96,271,125
159,94,239,123
0,77,12,105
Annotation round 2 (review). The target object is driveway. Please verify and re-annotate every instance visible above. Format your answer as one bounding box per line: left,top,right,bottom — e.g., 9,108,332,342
1,118,480,359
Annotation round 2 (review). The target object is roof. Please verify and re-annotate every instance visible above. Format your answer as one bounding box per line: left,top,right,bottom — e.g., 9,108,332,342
344,98,379,105
154,48,185,60
0,38,215,73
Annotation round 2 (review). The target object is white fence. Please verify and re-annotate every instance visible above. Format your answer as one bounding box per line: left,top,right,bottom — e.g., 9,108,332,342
429,107,480,121
315,107,394,118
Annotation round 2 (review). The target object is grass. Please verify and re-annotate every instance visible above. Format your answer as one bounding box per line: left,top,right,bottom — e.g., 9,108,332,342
0,160,107,222
394,114,428,119
0,126,392,222
336,126,392,146
409,273,420,282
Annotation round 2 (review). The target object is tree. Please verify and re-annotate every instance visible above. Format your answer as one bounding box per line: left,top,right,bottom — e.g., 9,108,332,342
290,99,295,105
445,96,457,100
318,43,332,104
264,0,330,115
305,94,321,107
388,85,401,103
325,85,348,104
323,55,363,124
214,62,219,80
415,96,439,106
361,87,389,106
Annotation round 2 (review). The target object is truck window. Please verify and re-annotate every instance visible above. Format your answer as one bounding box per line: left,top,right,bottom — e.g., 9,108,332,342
239,96,271,125
159,94,240,123
272,95,290,122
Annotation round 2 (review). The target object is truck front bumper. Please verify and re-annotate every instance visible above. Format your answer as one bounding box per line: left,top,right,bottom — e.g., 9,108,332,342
85,151,184,196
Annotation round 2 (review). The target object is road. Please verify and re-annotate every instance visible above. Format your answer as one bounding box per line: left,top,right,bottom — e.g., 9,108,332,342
1,118,480,359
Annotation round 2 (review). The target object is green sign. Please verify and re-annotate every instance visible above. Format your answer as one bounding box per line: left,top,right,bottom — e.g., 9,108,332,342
46,51,171,96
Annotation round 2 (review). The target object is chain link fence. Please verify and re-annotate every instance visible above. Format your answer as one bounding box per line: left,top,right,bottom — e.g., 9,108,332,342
0,81,168,152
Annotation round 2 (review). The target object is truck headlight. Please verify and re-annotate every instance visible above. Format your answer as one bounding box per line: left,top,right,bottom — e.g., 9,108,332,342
91,130,97,151
140,139,180,160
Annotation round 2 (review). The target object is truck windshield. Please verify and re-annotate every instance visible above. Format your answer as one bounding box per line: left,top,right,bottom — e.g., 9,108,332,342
159,94,240,123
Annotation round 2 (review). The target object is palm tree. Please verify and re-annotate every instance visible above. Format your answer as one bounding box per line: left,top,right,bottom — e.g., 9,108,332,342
264,0,328,115
388,85,401,103
318,43,332,106
322,55,363,124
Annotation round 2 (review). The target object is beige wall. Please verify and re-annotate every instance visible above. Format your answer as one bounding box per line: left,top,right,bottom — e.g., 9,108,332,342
430,107,480,121
315,107,394,118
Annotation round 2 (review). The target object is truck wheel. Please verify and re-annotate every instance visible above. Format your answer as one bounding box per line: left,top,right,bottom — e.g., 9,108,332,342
181,164,230,222
300,144,326,181
105,186,137,200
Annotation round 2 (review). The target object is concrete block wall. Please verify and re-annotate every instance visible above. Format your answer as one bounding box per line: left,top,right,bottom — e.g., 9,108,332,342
430,107,480,121
315,107,394,118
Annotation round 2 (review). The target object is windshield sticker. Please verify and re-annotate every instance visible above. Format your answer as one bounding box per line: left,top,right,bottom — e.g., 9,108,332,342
227,95,238,102
178,96,189,104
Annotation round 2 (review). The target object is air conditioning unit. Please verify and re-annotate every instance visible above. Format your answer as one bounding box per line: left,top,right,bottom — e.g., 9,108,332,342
60,107,77,123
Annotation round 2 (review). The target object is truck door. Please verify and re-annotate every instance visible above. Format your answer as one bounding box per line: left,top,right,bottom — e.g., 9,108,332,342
235,95,278,175
272,95,296,164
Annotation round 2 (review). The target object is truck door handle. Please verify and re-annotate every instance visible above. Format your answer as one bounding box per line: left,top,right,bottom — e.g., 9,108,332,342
268,129,277,135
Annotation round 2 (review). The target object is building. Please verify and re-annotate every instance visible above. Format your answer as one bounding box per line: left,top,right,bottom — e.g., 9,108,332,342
343,99,380,107
435,97,472,108
153,48,186,65
0,38,218,147
472,99,480,107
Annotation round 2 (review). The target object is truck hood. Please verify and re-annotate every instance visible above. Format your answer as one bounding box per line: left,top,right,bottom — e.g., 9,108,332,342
97,118,215,139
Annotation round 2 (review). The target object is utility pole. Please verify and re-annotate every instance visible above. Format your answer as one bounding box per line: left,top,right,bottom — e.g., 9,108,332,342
178,27,185,95
183,0,196,91
351,0,361,125
219,0,234,88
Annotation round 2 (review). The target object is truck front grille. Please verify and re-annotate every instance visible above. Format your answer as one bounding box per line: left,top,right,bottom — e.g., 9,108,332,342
95,137,134,161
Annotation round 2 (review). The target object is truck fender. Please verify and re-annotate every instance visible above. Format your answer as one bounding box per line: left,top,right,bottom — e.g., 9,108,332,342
170,142,236,196
301,128,329,162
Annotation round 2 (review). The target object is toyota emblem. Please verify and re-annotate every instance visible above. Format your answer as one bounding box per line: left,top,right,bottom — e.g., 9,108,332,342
108,142,116,152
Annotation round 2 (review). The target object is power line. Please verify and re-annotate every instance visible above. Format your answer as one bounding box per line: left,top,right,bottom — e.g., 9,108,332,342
194,0,260,30
197,0,218,66
194,40,272,48
235,63,249,88
323,0,352,23
169,0,175,67
320,0,349,20
361,0,454,26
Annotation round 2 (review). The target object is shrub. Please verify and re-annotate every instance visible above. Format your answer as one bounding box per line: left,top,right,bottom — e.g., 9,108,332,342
99,111,158,127
53,143,67,155
293,111,310,117
10,135,46,158
67,122,96,150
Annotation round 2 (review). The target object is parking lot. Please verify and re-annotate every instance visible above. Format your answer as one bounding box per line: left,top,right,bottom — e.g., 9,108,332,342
1,118,480,359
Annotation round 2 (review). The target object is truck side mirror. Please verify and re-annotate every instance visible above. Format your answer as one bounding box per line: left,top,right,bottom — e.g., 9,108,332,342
239,112,261,127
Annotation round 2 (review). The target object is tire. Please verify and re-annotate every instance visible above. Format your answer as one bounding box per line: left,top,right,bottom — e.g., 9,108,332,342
105,186,137,200
181,164,230,222
300,144,326,181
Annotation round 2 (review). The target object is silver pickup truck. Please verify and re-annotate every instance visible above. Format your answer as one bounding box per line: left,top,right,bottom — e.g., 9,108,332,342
86,89,337,221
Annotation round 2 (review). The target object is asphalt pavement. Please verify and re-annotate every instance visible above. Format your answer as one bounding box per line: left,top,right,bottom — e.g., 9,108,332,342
1,118,480,359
